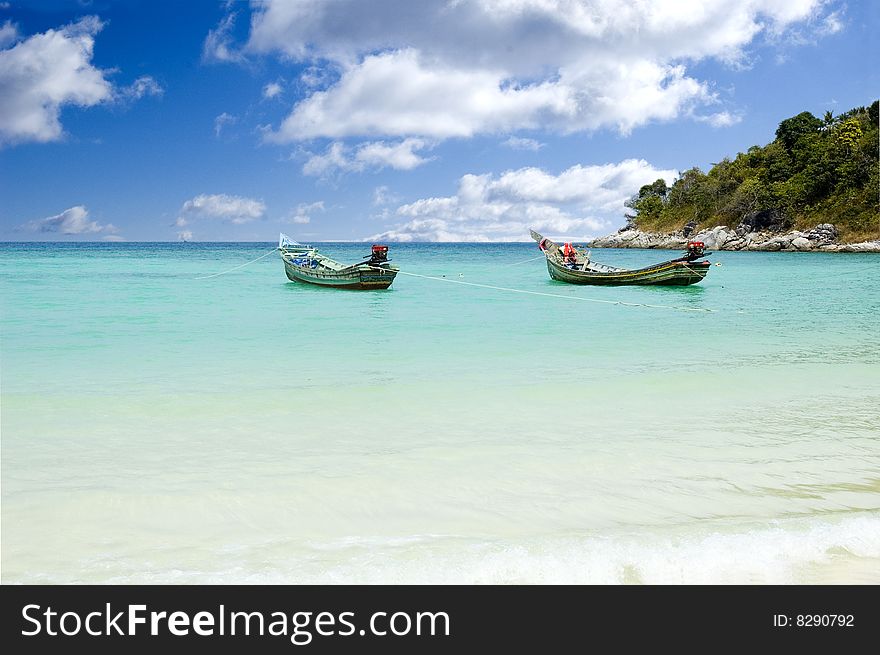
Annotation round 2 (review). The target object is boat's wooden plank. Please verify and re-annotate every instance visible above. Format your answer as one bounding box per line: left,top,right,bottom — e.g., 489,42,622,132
530,229,710,286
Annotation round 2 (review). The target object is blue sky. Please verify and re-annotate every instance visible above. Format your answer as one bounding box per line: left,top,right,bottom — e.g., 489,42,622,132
1,0,877,242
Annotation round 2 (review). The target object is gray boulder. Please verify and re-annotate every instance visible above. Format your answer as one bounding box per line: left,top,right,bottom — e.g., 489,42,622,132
692,225,732,250
791,236,813,251
806,223,838,243
839,241,880,252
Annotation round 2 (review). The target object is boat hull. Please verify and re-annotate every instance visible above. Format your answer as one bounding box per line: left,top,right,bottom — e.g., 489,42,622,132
546,257,710,286
283,259,398,289
530,228,710,286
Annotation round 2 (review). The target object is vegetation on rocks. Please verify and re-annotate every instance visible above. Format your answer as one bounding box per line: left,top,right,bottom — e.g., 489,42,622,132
625,101,879,243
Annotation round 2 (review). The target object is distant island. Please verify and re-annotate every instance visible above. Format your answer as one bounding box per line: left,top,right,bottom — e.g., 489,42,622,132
591,101,880,252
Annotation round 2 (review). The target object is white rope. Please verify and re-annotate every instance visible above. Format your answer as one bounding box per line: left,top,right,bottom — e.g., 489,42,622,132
194,248,278,280
375,267,715,313
498,254,547,267
193,248,716,313
681,262,707,281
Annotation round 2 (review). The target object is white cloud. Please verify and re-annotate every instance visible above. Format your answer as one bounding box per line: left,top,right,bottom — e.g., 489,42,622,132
250,0,833,142
302,138,432,176
0,17,160,146
272,50,592,140
503,136,544,151
302,141,349,176
0,16,112,145
214,112,237,137
202,11,245,64
287,201,325,224
0,19,17,48
299,65,336,89
247,0,823,68
761,0,826,31
695,111,743,127
372,185,400,206
178,230,193,241
24,205,117,235
102,234,126,242
263,81,282,99
355,138,432,170
368,158,677,241
269,47,706,141
817,10,844,35
178,194,266,224
117,75,163,102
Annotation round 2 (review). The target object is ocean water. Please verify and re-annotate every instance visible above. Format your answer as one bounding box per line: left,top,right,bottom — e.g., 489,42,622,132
1,241,878,584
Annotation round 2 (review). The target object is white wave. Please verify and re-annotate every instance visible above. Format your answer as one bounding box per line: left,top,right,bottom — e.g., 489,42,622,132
81,514,880,585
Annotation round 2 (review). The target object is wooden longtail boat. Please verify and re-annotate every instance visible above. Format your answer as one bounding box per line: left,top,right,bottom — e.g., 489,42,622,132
278,234,399,290
530,229,711,286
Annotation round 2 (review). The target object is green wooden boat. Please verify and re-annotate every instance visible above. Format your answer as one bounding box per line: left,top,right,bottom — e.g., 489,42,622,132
279,234,399,290
530,229,711,286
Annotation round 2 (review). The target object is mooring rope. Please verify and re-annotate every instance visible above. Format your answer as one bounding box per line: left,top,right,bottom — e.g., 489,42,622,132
497,254,547,267
195,247,716,313
193,248,278,280
374,267,715,313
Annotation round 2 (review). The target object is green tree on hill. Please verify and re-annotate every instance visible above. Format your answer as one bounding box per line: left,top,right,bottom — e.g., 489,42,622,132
626,100,880,242
776,111,824,153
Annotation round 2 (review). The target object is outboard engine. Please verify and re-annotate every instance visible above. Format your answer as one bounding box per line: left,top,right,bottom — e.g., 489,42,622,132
369,244,389,264
684,241,706,261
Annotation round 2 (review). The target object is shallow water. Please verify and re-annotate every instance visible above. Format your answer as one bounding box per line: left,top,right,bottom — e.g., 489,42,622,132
2,242,878,583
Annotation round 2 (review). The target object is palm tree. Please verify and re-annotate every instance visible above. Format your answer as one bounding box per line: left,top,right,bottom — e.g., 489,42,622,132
821,110,836,130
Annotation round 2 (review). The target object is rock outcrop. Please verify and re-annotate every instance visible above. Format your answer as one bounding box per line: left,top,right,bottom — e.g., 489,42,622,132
589,222,880,253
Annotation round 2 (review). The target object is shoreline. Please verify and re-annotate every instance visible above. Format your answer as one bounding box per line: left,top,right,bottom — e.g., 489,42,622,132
589,223,880,252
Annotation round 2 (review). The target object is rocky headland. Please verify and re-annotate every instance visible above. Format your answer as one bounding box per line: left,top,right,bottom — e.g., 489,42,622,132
590,220,880,253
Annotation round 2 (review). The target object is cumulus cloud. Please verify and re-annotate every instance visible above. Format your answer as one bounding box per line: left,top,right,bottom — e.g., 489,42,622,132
302,141,348,177
287,201,325,224
355,138,433,170
302,138,432,176
0,17,161,145
177,230,193,241
0,16,112,145
24,205,117,235
249,0,834,142
249,0,827,71
178,194,266,225
368,159,677,242
273,50,596,140
272,51,713,140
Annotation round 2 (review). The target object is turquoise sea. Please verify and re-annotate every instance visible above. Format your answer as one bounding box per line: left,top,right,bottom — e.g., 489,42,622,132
2,241,879,584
